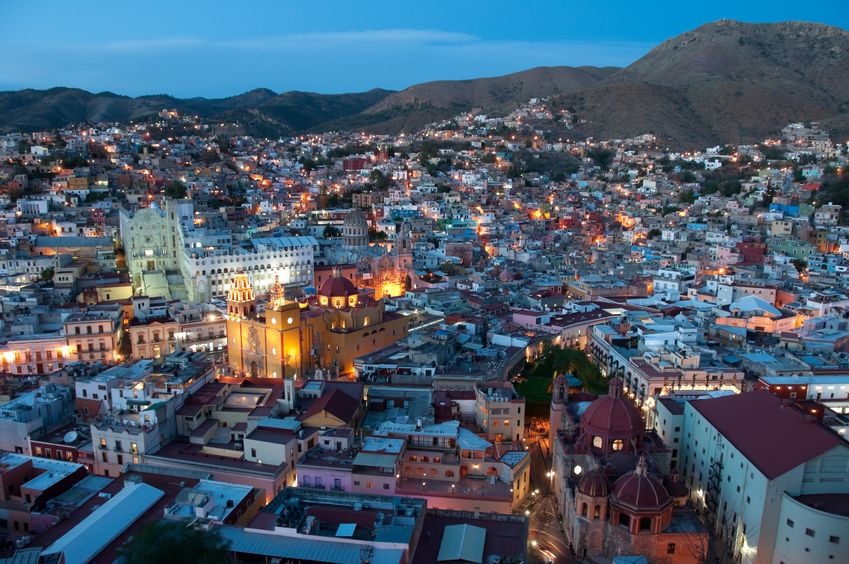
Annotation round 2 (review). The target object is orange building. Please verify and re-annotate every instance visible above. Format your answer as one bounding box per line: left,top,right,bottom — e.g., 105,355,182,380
226,269,410,380
302,268,410,377
226,274,303,380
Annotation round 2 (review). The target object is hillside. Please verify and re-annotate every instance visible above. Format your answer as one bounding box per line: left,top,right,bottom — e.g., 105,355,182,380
0,87,395,135
0,66,617,136
559,20,849,147
334,66,620,133
2,20,849,146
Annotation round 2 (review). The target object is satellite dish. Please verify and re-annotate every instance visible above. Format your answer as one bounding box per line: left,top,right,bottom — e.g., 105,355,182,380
63,431,78,444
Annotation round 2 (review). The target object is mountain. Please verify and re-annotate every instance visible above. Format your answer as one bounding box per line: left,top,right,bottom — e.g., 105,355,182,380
558,20,849,147
0,66,617,136
322,66,620,133
0,87,395,136
1,21,848,146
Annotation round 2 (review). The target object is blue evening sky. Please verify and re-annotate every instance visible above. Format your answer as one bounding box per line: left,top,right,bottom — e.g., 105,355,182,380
1,0,847,97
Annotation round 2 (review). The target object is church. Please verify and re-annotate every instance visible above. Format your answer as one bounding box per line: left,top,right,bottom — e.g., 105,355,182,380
319,210,414,300
226,267,410,381
550,376,709,562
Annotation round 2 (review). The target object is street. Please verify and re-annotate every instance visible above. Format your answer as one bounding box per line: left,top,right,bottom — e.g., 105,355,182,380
521,437,579,564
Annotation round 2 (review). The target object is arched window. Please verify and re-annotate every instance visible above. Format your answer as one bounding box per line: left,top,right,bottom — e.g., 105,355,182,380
592,436,603,449
612,439,624,451
593,505,601,520
581,503,588,517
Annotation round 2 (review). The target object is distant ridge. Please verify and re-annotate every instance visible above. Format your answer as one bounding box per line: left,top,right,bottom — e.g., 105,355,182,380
1,20,849,147
558,20,849,146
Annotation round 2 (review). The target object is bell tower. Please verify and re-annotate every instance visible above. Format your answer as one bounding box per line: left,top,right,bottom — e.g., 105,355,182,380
227,271,256,319
263,274,303,381
227,272,256,375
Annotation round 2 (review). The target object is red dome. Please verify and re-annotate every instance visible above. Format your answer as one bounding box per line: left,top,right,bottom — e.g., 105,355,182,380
581,379,643,438
319,267,358,299
577,470,609,498
612,459,671,512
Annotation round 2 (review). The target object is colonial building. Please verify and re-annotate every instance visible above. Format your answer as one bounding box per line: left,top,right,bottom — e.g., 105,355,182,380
225,268,411,380
551,377,709,562
301,267,410,376
226,273,303,382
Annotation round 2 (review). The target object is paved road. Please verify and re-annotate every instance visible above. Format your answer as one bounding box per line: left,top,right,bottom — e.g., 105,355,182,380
524,441,577,564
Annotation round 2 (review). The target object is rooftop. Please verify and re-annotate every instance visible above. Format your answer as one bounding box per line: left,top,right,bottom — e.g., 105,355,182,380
690,390,847,480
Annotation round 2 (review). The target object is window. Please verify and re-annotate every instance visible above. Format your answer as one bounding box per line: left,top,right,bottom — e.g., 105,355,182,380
667,543,676,554
829,536,840,544
612,439,624,451
100,438,107,448
383,483,390,490
805,528,815,538
592,436,603,448
786,519,794,528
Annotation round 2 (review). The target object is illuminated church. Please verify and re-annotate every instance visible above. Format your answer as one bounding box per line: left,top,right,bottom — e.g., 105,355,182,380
322,216,414,300
226,274,303,380
226,268,409,381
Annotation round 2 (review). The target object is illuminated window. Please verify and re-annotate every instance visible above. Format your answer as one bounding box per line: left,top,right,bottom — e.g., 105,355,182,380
612,439,624,451
592,436,603,448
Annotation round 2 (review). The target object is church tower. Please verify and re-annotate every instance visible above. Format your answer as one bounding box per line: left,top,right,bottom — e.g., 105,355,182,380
226,272,304,384
262,276,303,382
395,221,413,270
226,272,255,374
227,271,256,319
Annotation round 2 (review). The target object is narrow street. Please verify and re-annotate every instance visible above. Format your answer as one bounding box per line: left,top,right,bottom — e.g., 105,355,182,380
522,437,578,564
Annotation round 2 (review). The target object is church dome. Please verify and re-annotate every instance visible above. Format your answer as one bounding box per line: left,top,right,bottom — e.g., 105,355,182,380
319,275,357,298
581,378,643,440
318,267,359,308
343,208,369,248
577,469,609,498
343,208,368,229
612,456,672,512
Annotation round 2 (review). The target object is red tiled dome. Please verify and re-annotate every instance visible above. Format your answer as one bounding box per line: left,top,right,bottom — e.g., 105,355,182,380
581,378,643,438
319,266,358,300
612,457,672,512
577,470,609,498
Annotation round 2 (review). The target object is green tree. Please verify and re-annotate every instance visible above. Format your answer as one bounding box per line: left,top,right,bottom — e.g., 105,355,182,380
323,225,341,238
791,259,808,274
679,190,696,204
368,169,391,191
164,181,187,199
118,520,231,564
368,227,387,241
40,267,54,282
587,148,614,170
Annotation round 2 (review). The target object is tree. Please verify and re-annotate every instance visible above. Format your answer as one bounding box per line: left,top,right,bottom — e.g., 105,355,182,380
118,520,231,564
164,181,187,199
40,267,54,282
679,190,696,204
368,227,387,241
587,148,614,170
368,169,391,191
323,225,341,238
